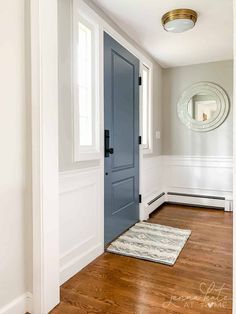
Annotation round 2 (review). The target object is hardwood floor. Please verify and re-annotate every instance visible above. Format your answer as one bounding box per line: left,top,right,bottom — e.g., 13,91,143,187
51,204,232,314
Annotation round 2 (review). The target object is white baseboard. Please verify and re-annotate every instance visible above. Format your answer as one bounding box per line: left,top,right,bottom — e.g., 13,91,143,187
0,292,33,314
60,243,104,285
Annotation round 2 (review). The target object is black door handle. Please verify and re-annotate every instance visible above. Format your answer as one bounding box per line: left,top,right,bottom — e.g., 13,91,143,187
104,130,114,157
107,148,114,154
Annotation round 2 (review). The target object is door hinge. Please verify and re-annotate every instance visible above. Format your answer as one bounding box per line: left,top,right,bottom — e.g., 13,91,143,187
139,136,142,145
139,194,142,203
139,76,142,86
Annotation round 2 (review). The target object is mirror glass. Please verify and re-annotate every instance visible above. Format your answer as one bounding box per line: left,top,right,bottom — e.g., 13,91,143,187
177,82,229,132
187,93,218,122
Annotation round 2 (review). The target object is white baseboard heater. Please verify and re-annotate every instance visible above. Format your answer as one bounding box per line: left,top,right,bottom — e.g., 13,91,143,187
143,192,166,219
144,192,232,219
166,192,232,211
148,192,165,206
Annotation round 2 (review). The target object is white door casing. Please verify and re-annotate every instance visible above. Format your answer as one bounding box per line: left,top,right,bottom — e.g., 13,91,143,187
30,0,60,312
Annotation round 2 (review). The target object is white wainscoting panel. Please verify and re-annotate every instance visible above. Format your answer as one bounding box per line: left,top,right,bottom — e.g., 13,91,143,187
140,156,164,220
163,156,233,210
58,155,233,284
59,167,104,284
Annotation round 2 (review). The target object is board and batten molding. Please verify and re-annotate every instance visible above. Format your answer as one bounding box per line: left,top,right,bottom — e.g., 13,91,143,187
59,167,104,284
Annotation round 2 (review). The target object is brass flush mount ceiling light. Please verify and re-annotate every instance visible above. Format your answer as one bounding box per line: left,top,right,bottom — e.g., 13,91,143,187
162,9,198,33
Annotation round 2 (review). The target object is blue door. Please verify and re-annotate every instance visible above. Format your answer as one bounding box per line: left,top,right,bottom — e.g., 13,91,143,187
104,33,139,244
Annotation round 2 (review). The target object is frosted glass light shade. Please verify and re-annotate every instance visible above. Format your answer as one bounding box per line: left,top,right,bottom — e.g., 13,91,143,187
162,9,198,33
164,18,195,33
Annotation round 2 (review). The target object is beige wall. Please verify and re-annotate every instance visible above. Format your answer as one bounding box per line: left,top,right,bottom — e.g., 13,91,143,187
151,61,162,157
58,0,162,172
162,60,233,156
0,0,30,308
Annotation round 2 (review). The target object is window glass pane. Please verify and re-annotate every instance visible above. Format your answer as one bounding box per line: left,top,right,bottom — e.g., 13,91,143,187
78,86,92,145
78,22,93,146
142,66,149,148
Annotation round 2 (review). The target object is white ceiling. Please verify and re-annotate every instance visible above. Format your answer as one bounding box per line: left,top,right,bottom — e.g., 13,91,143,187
92,0,233,68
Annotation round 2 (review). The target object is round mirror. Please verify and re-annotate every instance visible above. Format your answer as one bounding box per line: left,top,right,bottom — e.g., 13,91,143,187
177,82,230,132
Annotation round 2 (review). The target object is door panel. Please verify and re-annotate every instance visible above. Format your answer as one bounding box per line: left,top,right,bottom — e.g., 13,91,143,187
112,177,135,214
104,33,139,244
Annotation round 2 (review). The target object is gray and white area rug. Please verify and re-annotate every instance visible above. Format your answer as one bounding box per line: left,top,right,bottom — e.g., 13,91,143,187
107,222,191,266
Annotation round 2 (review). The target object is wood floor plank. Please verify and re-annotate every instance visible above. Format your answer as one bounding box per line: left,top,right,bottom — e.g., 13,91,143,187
51,204,232,313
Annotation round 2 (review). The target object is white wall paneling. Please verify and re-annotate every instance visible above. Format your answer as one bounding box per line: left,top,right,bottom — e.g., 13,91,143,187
141,156,163,201
140,155,233,220
163,156,233,210
59,167,104,284
140,156,164,220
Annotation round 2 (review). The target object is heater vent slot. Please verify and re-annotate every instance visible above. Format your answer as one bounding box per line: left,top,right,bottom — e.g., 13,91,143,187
148,192,165,206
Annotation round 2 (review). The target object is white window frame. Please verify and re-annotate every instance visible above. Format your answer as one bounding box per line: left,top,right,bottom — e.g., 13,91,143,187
73,4,101,161
141,62,153,154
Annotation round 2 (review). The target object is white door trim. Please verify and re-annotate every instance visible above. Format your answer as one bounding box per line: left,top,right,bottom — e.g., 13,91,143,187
233,1,236,312
30,0,60,313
